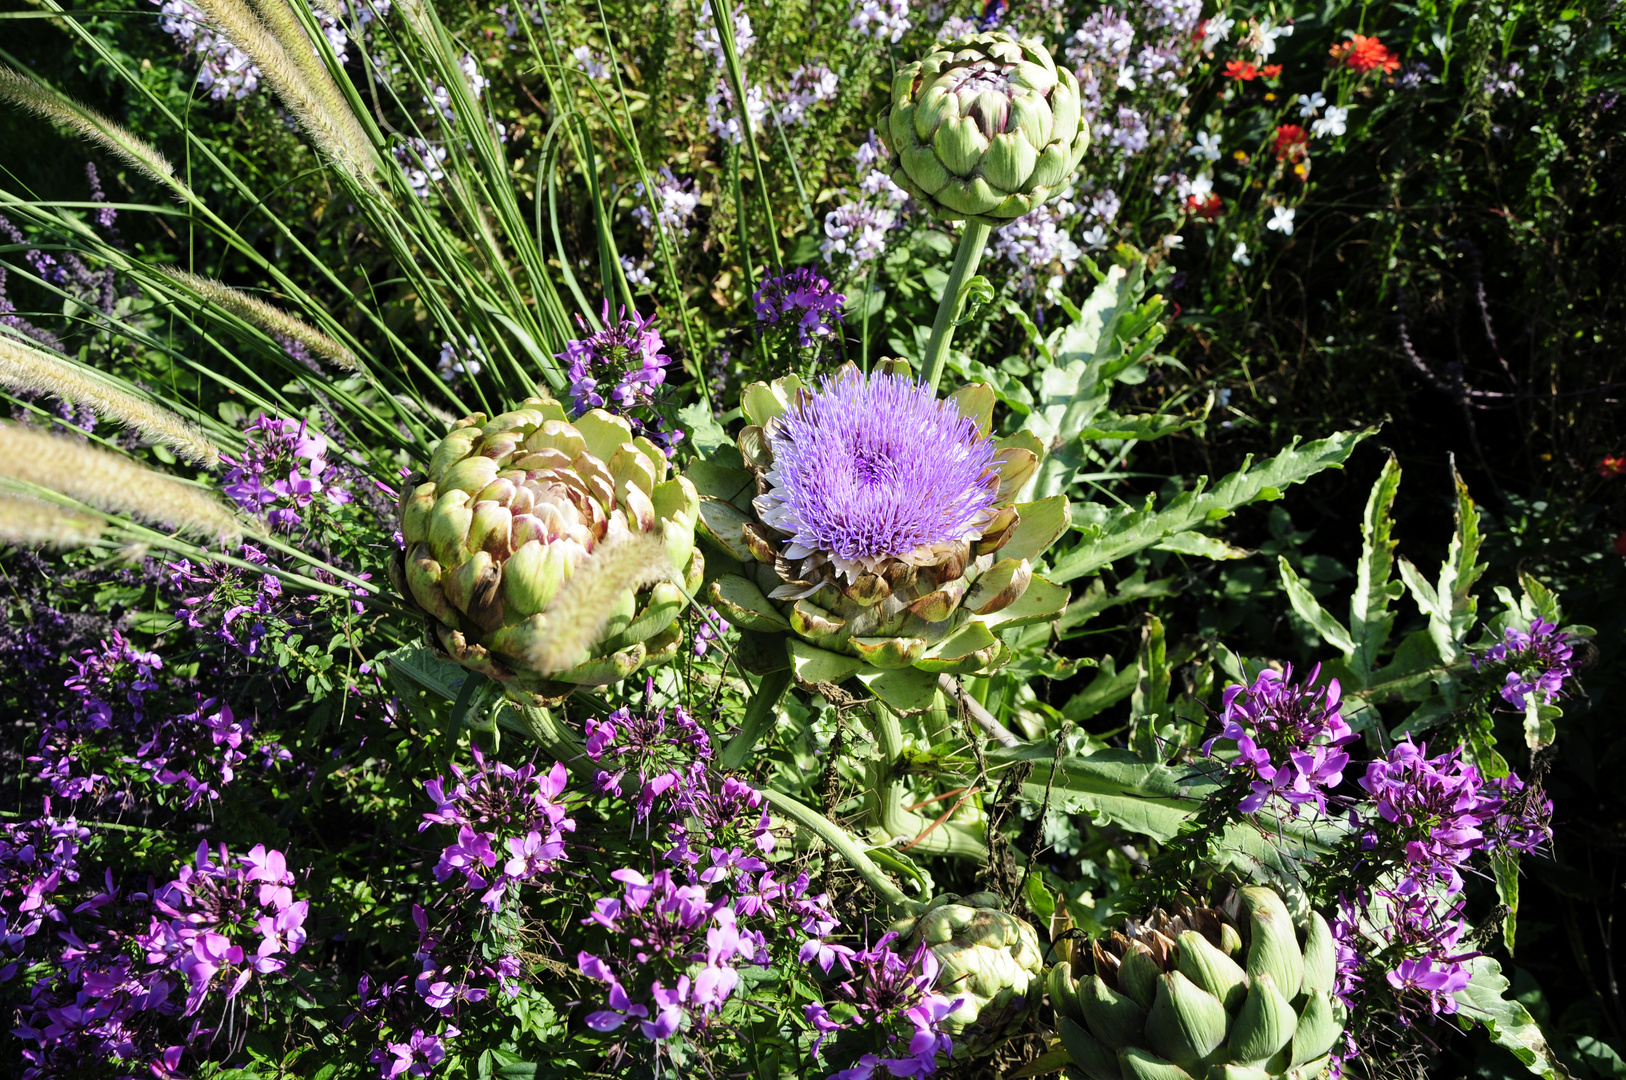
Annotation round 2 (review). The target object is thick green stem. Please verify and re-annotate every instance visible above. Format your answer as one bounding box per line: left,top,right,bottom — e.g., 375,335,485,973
920,220,992,393
719,668,794,771
758,787,921,915
865,701,986,860
508,704,597,782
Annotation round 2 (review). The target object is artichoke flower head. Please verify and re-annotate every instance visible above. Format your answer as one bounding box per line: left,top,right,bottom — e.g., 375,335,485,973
1052,887,1348,1080
390,394,702,698
880,31,1089,224
691,363,1072,703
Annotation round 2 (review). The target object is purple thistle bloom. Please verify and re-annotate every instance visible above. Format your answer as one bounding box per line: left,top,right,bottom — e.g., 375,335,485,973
758,370,1000,571
752,267,846,348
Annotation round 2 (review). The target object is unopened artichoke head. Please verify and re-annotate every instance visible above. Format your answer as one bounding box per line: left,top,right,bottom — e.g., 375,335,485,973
698,365,1071,682
879,31,1089,224
1051,887,1347,1080
893,892,1045,1057
390,396,701,695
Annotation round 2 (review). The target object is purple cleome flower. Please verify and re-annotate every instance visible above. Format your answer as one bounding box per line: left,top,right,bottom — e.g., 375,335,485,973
1202,664,1357,816
1473,618,1574,709
555,302,681,450
752,267,846,348
757,370,1000,570
220,415,351,531
808,931,962,1078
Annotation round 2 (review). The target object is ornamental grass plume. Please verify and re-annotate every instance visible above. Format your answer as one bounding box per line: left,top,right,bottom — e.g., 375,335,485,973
0,65,177,188
0,422,242,542
0,333,222,465
156,268,360,370
0,493,105,548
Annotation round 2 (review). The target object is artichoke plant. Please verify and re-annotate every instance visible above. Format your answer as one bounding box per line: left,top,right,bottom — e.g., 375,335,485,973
688,364,1071,711
390,395,702,698
892,891,1046,1057
1052,887,1346,1080
879,31,1089,225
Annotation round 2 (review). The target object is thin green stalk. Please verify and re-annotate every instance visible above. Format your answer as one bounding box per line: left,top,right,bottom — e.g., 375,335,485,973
920,220,992,393
512,704,596,781
719,668,793,770
708,0,781,269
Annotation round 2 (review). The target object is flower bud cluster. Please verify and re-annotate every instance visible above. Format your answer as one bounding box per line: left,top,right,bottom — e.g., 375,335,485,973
1202,664,1357,815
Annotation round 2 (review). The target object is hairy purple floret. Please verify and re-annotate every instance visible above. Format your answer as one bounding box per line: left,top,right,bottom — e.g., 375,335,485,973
766,371,999,563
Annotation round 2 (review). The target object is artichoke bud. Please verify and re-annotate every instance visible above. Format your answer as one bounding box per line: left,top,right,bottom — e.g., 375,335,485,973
1210,1067,1273,1080
1289,991,1343,1068
1228,972,1297,1067
1144,971,1228,1068
1299,912,1337,997
1119,1047,1198,1080
1050,961,1085,1025
1218,922,1244,958
427,490,474,567
1118,941,1162,1010
1062,1017,1124,1080
1175,930,1249,1013
1080,975,1147,1051
400,482,437,545
1241,889,1305,1000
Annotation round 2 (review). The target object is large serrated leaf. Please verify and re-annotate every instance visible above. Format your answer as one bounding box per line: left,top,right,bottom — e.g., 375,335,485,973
1050,430,1373,584
1453,957,1574,1080
1280,556,1357,656
1348,456,1404,682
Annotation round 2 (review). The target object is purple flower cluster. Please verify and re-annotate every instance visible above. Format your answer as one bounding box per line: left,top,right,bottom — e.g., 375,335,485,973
136,695,290,809
221,415,352,530
1334,740,1552,1027
1473,618,1574,709
823,136,909,269
1202,664,1357,816
584,693,714,822
631,167,700,237
989,195,1083,300
0,808,88,983
805,933,962,1080
419,748,575,911
556,303,681,450
12,838,307,1078
31,630,164,803
752,267,847,348
693,606,732,657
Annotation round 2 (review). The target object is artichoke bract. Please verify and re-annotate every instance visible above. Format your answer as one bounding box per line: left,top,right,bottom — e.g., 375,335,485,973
880,31,1089,224
687,364,1071,711
1052,887,1346,1080
390,395,702,697
892,892,1045,1057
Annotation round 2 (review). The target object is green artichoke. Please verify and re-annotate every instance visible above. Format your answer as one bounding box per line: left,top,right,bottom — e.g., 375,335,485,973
686,364,1071,712
389,396,702,697
1052,887,1346,1080
893,891,1046,1057
879,31,1089,224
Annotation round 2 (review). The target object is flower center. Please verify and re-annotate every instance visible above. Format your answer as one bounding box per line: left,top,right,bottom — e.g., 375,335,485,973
763,370,999,566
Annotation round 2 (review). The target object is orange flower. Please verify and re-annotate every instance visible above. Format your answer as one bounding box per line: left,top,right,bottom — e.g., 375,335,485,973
1223,59,1260,80
1262,64,1284,78
1272,124,1310,162
1598,455,1626,478
1330,34,1401,75
1185,193,1224,220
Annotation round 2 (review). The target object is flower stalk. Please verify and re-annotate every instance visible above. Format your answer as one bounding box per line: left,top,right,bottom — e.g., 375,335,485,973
920,220,991,393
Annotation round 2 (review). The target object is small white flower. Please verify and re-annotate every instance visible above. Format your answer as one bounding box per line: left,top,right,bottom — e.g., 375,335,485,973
1187,173,1214,198
1252,19,1293,58
1267,205,1296,236
1191,131,1222,162
572,45,610,80
1311,105,1350,138
1297,91,1326,118
1081,224,1109,249
1116,63,1138,90
1231,240,1251,266
1163,233,1185,249
1201,14,1234,50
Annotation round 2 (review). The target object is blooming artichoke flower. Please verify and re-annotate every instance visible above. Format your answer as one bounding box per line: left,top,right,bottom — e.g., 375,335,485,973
1052,887,1346,1080
879,31,1089,224
890,891,1045,1057
687,365,1070,710
389,396,702,697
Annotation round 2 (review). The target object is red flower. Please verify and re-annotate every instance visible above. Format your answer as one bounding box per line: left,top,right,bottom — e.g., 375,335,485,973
1272,124,1311,162
1598,455,1626,478
1262,64,1284,78
1330,34,1401,75
1614,531,1626,556
1223,59,1260,80
1185,193,1224,220
1192,19,1208,44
